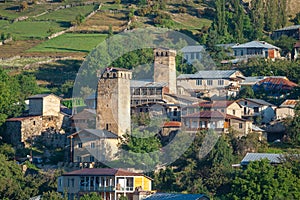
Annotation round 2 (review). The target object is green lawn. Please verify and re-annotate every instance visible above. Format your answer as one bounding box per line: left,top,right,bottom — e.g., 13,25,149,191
1,21,64,40
27,33,107,53
35,5,98,22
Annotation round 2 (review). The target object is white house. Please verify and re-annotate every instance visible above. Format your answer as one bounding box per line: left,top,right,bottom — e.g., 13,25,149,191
181,45,205,64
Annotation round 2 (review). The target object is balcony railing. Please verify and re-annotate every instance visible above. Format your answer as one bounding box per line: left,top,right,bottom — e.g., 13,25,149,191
80,186,115,192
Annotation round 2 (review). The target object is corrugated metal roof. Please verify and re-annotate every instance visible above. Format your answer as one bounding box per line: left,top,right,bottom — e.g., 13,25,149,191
177,70,243,79
63,168,144,177
241,153,282,165
256,77,298,90
244,98,275,106
130,80,167,88
144,193,209,200
274,25,300,32
181,45,205,53
232,41,280,50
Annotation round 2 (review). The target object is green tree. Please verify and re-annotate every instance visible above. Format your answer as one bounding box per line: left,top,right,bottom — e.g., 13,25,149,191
41,191,67,200
285,101,300,145
154,167,177,192
250,0,264,39
294,12,300,25
80,192,103,200
228,159,300,199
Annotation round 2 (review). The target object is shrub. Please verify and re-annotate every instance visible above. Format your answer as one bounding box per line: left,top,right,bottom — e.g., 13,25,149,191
178,6,187,13
20,1,28,11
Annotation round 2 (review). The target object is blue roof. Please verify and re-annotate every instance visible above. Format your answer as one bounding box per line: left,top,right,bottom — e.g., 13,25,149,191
144,193,209,200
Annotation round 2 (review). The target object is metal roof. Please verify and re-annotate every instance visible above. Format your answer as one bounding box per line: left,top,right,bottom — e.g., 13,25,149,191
243,98,275,107
274,25,300,32
177,70,243,79
232,41,280,50
130,80,167,88
28,93,61,99
241,153,282,165
280,99,300,108
63,168,144,177
181,45,205,53
144,193,209,200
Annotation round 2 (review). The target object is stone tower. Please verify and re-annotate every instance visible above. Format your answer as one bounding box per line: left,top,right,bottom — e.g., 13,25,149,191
96,67,132,137
153,48,177,94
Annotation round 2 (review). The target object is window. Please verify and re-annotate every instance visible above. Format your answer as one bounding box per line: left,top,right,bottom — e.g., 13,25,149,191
207,80,213,85
78,143,82,148
33,121,36,125
90,156,95,162
77,156,82,162
173,108,178,116
239,123,243,129
196,79,202,85
245,101,248,105
233,110,236,115
254,107,259,113
218,79,224,85
91,142,95,149
71,178,74,187
191,53,195,59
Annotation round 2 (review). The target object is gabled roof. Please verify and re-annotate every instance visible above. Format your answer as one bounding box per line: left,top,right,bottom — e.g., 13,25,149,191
28,93,61,100
144,193,209,200
255,77,298,90
241,153,282,165
279,99,300,108
177,70,244,79
69,129,118,139
232,41,280,50
241,98,275,107
63,168,145,177
71,109,96,119
181,45,205,53
274,25,300,32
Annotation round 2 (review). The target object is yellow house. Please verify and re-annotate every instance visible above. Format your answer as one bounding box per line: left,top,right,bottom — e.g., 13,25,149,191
57,168,152,200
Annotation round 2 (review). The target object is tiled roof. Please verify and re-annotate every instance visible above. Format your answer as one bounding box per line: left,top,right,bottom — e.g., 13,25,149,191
241,76,287,85
177,70,243,79
63,168,144,177
163,121,182,127
241,153,282,165
274,25,300,32
144,193,209,200
181,45,205,53
280,99,300,108
256,77,298,90
69,129,118,139
232,41,280,50
130,80,167,88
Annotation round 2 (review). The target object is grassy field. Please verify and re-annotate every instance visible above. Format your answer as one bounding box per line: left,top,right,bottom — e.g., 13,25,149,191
27,33,107,53
1,21,65,40
35,4,98,22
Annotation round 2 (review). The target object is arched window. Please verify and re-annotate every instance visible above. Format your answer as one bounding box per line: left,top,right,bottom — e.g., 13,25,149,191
161,52,164,56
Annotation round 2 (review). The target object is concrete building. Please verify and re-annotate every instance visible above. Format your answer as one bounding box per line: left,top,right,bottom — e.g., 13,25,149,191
57,168,152,200
276,99,299,120
272,25,300,40
69,129,119,163
232,41,281,59
237,98,276,124
177,70,245,98
154,48,177,95
181,45,205,64
96,67,132,137
28,94,61,116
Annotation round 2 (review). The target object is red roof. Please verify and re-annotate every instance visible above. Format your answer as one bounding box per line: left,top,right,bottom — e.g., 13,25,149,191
257,77,298,89
63,168,144,177
163,121,181,127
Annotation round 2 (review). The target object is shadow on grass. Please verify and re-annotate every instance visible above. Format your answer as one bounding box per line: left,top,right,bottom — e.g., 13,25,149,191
44,46,90,53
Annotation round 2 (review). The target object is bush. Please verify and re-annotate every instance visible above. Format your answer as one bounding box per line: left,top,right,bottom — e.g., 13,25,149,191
20,1,28,11
178,6,187,13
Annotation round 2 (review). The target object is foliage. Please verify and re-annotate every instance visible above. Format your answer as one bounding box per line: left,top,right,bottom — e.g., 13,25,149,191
293,12,300,25
80,192,103,200
274,35,297,55
0,143,15,160
20,1,29,11
285,101,300,145
154,167,178,192
41,191,67,200
228,159,300,199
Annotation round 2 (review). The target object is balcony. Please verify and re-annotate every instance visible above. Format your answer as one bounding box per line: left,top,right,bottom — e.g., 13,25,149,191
80,185,115,192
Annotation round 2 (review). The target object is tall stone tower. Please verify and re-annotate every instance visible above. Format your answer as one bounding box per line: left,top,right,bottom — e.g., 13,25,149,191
153,48,177,94
96,67,132,137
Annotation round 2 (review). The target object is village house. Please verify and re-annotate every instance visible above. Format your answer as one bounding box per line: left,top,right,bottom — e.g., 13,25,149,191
272,25,300,40
237,98,276,124
292,41,300,60
3,94,69,148
57,168,152,200
181,45,205,64
240,76,287,87
231,41,281,59
177,70,245,98
71,109,96,131
181,110,252,135
276,99,299,120
69,129,119,163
